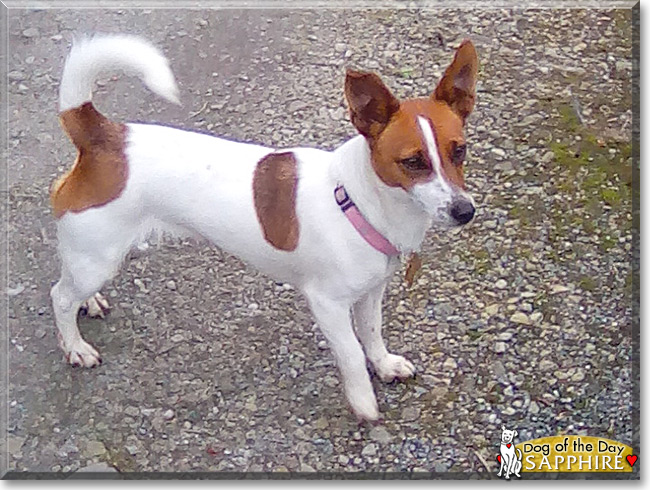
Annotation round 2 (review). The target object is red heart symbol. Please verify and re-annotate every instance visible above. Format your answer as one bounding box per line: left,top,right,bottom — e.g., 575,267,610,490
496,455,502,463
507,443,512,448
626,455,638,467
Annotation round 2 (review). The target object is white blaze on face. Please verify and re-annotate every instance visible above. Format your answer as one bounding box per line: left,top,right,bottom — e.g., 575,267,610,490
416,115,451,192
410,115,457,225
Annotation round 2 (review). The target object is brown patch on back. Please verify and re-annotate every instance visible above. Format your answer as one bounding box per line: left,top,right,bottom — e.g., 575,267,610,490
253,151,300,251
51,102,128,219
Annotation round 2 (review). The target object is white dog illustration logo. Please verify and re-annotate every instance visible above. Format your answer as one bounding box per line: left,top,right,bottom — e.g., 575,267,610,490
497,426,522,479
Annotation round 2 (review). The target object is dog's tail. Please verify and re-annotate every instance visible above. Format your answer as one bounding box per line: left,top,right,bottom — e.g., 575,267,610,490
58,34,179,125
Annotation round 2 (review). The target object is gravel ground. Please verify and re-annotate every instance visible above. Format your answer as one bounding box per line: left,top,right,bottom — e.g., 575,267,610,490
4,6,638,477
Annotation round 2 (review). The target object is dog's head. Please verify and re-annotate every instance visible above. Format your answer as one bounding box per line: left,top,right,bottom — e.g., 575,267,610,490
345,40,478,228
501,426,518,444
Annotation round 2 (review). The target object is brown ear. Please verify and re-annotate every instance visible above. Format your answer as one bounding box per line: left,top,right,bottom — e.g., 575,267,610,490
345,69,400,139
433,40,478,123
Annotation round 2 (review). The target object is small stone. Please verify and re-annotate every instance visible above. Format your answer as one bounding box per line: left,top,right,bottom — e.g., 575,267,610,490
163,409,175,421
530,312,543,323
8,436,26,454
7,282,27,297
134,278,147,293
443,358,458,370
361,443,378,457
494,342,507,353
76,462,117,473
124,406,139,417
529,401,540,415
550,285,570,295
317,340,328,350
7,71,25,82
86,441,106,457
571,370,586,382
166,280,176,290
485,304,500,316
22,27,39,38
484,220,498,230
491,147,506,158
369,426,393,444
539,359,556,371
125,444,138,455
401,406,420,422
334,42,347,52
497,332,513,341
510,312,531,325
495,279,508,289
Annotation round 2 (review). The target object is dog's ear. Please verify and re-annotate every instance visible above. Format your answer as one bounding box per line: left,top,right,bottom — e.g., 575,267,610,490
502,425,506,431
345,69,400,140
432,40,478,124
514,430,518,438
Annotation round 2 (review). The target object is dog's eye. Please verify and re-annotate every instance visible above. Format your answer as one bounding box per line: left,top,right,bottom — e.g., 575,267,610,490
400,154,428,172
452,144,467,165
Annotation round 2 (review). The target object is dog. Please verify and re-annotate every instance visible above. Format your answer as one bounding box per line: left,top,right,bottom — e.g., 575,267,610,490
50,34,478,422
497,426,523,479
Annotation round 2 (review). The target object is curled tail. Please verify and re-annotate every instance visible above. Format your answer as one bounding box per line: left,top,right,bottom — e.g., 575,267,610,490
59,34,180,115
53,35,179,217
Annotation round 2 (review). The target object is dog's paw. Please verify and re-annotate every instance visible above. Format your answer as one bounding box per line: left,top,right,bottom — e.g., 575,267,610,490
375,354,416,382
81,293,110,319
348,392,380,423
63,339,102,368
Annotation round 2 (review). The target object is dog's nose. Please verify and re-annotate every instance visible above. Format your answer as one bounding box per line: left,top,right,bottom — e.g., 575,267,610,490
450,199,475,225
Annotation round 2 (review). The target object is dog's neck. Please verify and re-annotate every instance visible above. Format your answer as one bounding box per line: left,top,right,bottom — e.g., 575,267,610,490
333,135,431,254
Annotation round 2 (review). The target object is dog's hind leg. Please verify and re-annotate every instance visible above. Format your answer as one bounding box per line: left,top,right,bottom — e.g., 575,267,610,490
353,282,415,383
51,215,133,367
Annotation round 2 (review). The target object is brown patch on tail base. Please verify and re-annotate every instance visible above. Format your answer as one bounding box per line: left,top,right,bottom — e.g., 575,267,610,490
253,152,300,251
51,102,128,218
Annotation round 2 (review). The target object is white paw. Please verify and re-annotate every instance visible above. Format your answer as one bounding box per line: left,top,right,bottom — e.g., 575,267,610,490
63,339,102,368
375,354,416,382
347,390,380,423
81,293,110,318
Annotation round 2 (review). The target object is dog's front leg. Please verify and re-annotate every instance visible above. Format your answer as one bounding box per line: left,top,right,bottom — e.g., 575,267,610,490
306,290,379,422
353,283,415,382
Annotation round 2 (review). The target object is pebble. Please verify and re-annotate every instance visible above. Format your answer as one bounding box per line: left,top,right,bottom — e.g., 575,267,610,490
494,342,507,354
401,406,421,422
495,279,508,289
86,441,106,457
22,27,39,38
510,312,531,325
162,409,175,421
361,443,378,457
369,426,393,444
485,304,500,316
443,358,458,370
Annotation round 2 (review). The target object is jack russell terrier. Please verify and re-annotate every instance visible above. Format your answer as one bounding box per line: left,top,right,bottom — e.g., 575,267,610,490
50,34,478,422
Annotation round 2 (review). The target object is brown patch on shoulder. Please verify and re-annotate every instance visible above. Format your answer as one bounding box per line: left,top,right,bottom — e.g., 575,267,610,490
51,102,128,219
253,151,300,251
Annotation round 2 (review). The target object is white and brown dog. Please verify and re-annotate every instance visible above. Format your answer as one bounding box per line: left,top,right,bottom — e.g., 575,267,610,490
50,35,478,422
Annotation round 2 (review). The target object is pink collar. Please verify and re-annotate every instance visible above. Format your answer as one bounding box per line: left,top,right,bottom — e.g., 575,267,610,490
334,184,401,256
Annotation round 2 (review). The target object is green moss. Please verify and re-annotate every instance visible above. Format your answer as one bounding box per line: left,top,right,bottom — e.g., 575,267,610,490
578,276,597,292
601,188,622,207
